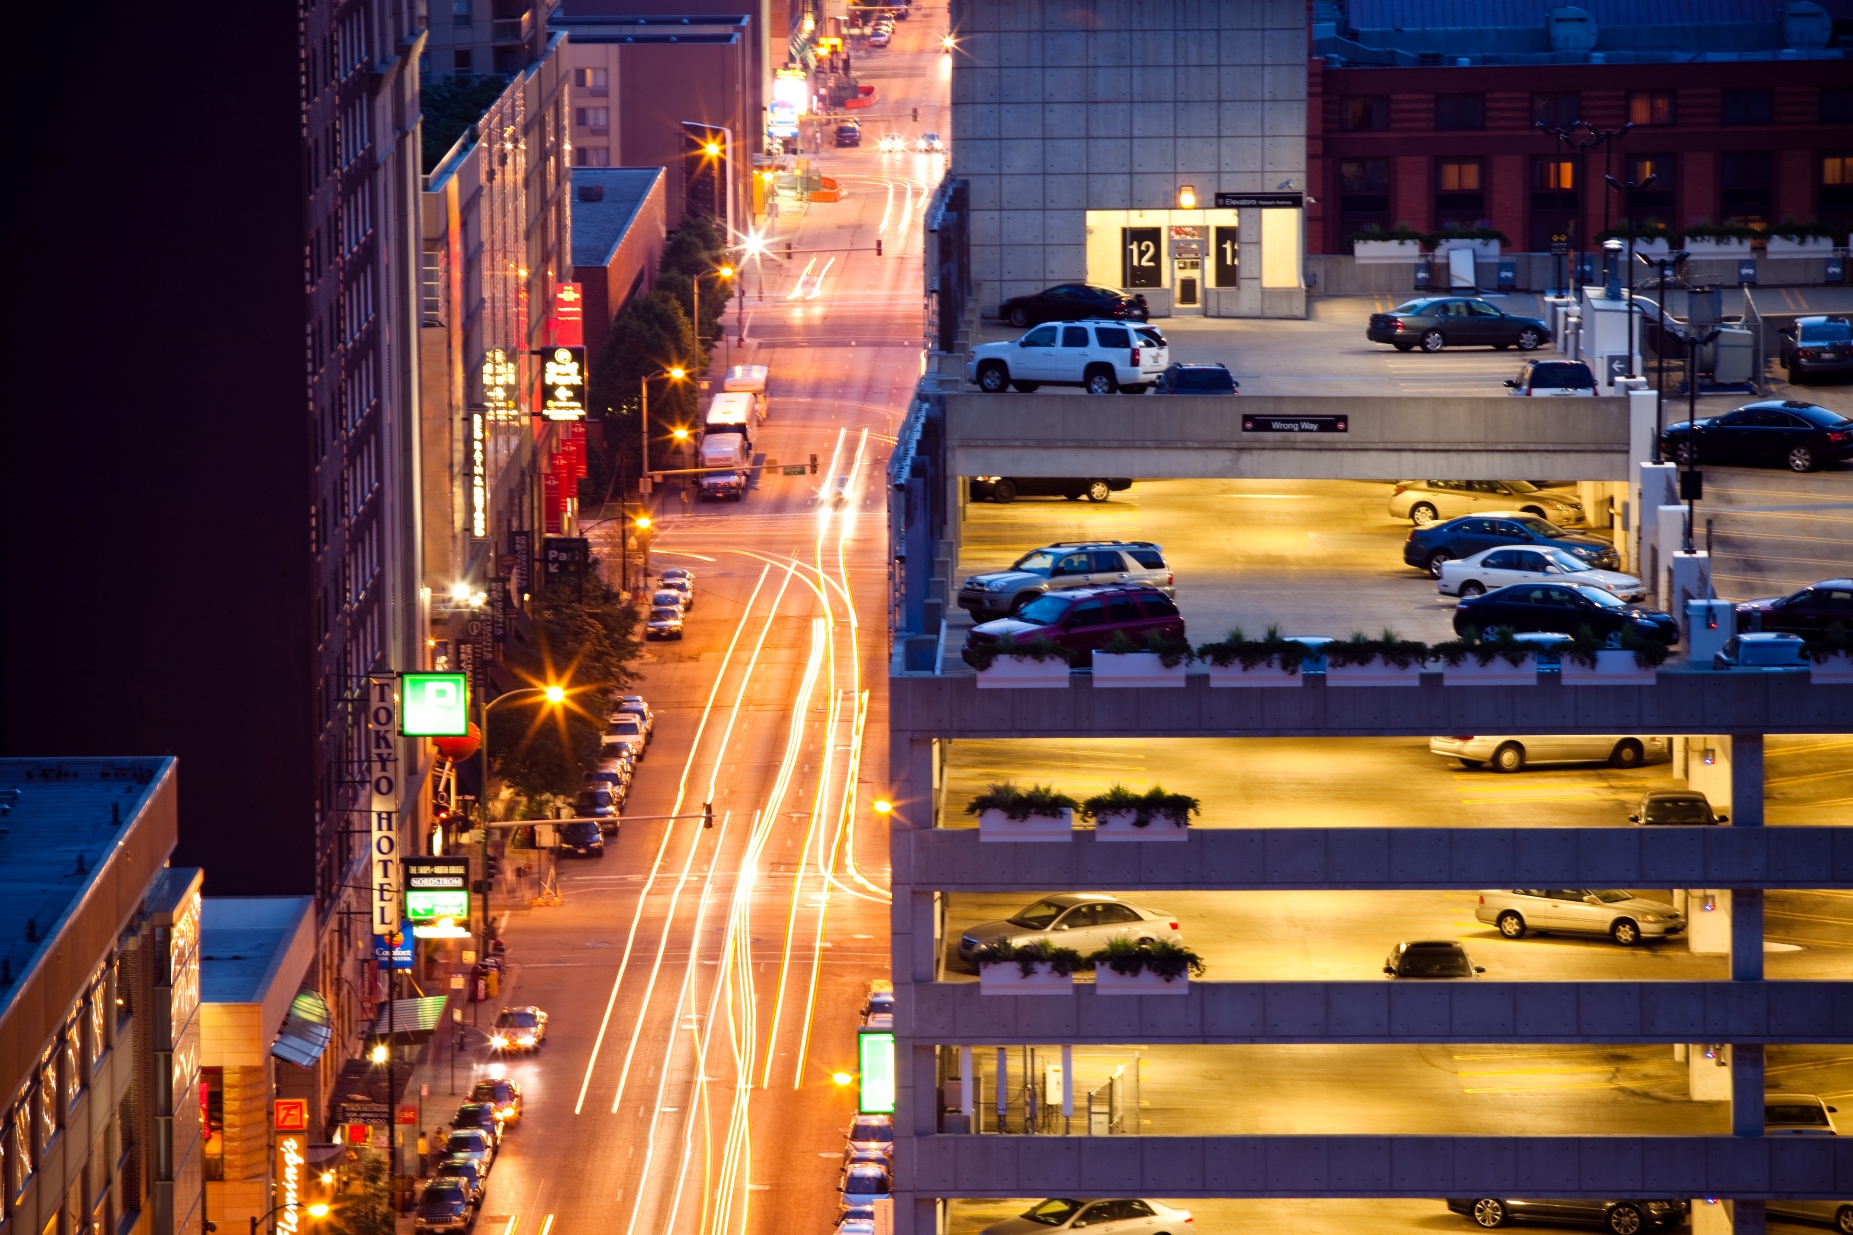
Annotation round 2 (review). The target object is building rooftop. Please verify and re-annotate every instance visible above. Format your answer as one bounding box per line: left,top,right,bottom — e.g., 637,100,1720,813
549,12,746,43
571,167,666,268
201,896,315,1005
0,758,171,994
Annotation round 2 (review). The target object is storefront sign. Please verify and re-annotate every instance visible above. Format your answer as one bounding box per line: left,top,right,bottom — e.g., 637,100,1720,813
1214,191,1303,208
400,673,469,736
367,674,402,933
469,406,488,540
553,284,583,347
405,857,472,936
273,1099,310,1132
1242,414,1348,433
277,1136,305,1235
372,934,413,970
536,346,587,421
510,531,532,595
858,1030,895,1114
482,348,517,419
541,537,589,594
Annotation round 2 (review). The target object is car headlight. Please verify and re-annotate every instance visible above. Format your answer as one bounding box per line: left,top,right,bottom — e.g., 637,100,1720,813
491,1035,508,1048
986,580,1009,592
1639,914,1661,922
519,1035,535,1045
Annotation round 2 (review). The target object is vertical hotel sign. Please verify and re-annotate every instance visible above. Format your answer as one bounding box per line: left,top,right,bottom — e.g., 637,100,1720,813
474,348,517,541
367,674,401,933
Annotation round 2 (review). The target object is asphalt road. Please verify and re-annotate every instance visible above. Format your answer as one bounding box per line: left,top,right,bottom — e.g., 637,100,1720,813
452,12,952,1235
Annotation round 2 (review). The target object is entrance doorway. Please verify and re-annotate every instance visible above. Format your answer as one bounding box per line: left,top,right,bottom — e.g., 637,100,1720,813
1173,258,1202,313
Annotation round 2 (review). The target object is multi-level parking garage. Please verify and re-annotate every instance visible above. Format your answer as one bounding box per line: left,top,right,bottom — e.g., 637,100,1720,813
882,380,1853,1235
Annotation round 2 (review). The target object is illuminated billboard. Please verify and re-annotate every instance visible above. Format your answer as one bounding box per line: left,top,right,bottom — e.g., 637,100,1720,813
857,1030,895,1114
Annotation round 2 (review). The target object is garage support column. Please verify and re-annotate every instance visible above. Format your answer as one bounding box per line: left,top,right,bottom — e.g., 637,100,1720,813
1695,1200,1767,1235
1729,733,1764,827
1732,1043,1766,1135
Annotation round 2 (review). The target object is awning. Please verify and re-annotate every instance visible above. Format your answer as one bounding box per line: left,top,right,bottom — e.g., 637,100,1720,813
368,995,450,1044
272,989,334,1068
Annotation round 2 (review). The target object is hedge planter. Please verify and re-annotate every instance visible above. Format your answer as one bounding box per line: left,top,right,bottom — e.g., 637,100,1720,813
1684,237,1751,257
1766,236,1835,257
1561,648,1658,686
1093,967,1190,995
1093,811,1190,842
1435,237,1499,258
1325,657,1426,687
1811,652,1853,684
1207,662,1304,688
1091,651,1190,688
979,962,1074,995
975,656,1071,689
1353,239,1423,264
1442,655,1539,686
978,807,1073,843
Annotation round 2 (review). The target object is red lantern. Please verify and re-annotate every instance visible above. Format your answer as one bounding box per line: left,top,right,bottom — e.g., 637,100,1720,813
433,723,481,762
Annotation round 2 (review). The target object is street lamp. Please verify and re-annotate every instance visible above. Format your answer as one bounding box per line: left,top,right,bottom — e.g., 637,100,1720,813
1637,247,1689,461
1532,119,1631,299
1605,172,1658,379
691,265,737,362
251,1203,329,1235
639,366,689,516
477,684,567,952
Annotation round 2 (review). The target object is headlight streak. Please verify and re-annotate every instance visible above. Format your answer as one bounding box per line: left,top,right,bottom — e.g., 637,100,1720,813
876,178,895,236
805,256,836,301
785,256,817,301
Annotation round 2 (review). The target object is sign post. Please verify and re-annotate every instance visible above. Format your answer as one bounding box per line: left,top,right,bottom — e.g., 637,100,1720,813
535,347,588,421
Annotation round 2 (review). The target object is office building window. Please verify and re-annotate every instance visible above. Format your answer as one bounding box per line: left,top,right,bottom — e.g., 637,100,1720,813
453,49,472,72
1822,88,1853,124
1721,151,1772,224
1628,91,1675,126
573,146,610,167
574,107,609,134
1721,89,1773,126
1433,94,1484,131
1821,153,1853,228
573,67,609,98
1436,158,1484,226
1338,96,1389,132
452,0,470,26
1531,92,1579,130
1337,157,1391,231
1529,157,1579,252
1620,154,1676,223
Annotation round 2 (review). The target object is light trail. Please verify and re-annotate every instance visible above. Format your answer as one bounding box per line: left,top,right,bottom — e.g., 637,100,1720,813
785,256,817,301
875,178,895,235
805,256,836,300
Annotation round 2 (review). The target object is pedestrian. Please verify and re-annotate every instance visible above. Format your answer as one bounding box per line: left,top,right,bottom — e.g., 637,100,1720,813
843,54,851,74
416,1130,429,1175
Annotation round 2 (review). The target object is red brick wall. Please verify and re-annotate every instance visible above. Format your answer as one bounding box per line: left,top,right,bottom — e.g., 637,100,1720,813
1777,148,1817,224
1394,154,1430,232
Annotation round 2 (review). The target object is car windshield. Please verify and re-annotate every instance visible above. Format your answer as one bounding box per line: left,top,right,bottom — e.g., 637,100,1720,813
1008,899,1067,929
497,1010,538,1027
435,1161,476,1181
576,789,611,808
445,1132,484,1153
1014,596,1071,625
472,1082,507,1101
1767,1103,1830,1125
608,718,641,733
1398,948,1471,977
650,608,681,621
1793,405,1852,427
1012,551,1057,573
652,592,680,605
454,1106,490,1125
418,1189,467,1214
849,1118,892,1141
1644,799,1712,823
1544,549,1591,572
1579,587,1628,608
1513,518,1572,538
1528,363,1595,389
1588,890,1634,903
843,1172,887,1195
560,822,600,841
1390,300,1431,314
1797,322,1851,344
1022,1200,1084,1226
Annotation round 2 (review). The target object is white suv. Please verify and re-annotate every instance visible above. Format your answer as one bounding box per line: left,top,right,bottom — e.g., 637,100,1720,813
967,319,1169,394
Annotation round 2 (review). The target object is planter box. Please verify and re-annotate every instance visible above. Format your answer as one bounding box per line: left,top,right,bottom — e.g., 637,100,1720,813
1810,652,1853,685
1094,966,1190,995
978,807,1073,843
1765,236,1835,257
975,655,1071,689
1560,648,1658,686
1093,810,1190,842
1324,657,1426,687
1091,651,1190,688
1352,239,1423,264
1434,237,1499,257
979,962,1074,995
1441,654,1539,686
1683,237,1751,257
1206,662,1304,688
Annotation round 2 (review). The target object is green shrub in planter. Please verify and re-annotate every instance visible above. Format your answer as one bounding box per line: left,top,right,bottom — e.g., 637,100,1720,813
1344,222,1427,248
1089,936,1206,982
1431,626,1533,668
1323,629,1430,669
1681,219,1759,243
1080,783,1200,829
1100,629,1196,667
961,635,1075,673
1803,621,1852,663
1425,224,1510,247
1561,623,1673,670
964,782,1080,822
972,937,1089,978
1769,217,1840,243
1196,625,1316,671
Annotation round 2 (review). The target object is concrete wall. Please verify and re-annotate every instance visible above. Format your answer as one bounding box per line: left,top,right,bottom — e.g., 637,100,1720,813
944,393,1634,480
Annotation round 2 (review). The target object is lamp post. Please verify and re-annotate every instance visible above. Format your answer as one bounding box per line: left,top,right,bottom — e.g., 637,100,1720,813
691,265,736,359
1605,172,1658,379
1636,247,1689,462
1531,119,1631,300
476,683,566,954
639,366,688,520
250,1202,330,1235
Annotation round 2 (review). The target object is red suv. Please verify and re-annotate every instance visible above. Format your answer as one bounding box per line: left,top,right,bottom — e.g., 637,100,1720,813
961,585,1184,666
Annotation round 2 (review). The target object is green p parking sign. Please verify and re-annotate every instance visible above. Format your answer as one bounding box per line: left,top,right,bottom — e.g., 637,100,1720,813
401,673,469,735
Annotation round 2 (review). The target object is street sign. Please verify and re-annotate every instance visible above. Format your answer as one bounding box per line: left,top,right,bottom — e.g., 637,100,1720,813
1243,414,1347,433
400,673,469,736
542,537,589,597
858,1029,895,1113
1213,191,1303,208
404,857,471,936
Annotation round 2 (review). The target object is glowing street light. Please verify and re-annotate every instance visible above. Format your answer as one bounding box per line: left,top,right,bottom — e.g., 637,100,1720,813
1177,184,1197,209
543,684,565,704
831,1071,854,1087
871,799,893,815
635,515,652,531
672,427,690,442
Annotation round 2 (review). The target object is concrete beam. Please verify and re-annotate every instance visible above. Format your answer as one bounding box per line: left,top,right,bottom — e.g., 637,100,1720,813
902,981,1853,1045
889,671,1853,740
945,394,1633,481
894,1133,1853,1199
898,827,1853,892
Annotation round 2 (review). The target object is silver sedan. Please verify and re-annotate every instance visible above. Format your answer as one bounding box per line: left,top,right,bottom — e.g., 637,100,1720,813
1476,889,1684,947
981,1199,1197,1235
1436,545,1644,602
955,894,1180,965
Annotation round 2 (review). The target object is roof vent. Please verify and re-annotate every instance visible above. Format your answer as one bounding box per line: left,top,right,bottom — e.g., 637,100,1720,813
578,185,605,202
1546,6,1598,52
1781,0,1831,48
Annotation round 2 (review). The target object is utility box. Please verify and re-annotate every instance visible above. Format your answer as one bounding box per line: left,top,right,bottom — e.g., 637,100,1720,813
1711,327,1755,384
1687,599,1735,666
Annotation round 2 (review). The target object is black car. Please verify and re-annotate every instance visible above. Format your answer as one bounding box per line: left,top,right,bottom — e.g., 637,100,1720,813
969,476,1132,503
1452,583,1679,645
1734,578,1853,635
432,1156,486,1206
997,283,1148,328
452,1102,501,1144
1152,363,1237,394
834,121,861,147
1446,1197,1688,1233
1779,314,1853,383
413,1182,474,1235
1383,940,1483,978
1661,399,1853,473
1629,790,1726,825
1403,513,1620,577
1366,297,1549,353
573,784,620,835
558,820,604,857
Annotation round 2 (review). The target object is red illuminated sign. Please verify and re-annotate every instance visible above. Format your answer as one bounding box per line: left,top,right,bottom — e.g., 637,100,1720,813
554,283,584,347
274,1099,310,1131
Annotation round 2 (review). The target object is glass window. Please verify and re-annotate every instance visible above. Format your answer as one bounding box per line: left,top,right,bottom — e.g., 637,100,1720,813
1139,596,1181,618
1798,321,1852,344
1628,91,1675,126
1009,900,1065,929
1022,1201,1083,1227
1481,551,1521,569
1126,550,1165,569
1013,551,1057,572
573,147,610,168
1722,89,1773,126
1434,94,1484,131
1533,159,1574,190
1261,208,1301,289
1340,159,1390,193
1053,554,1091,576
452,49,472,72
1016,596,1071,624
1531,92,1579,130
1095,904,1142,925
1094,327,1131,349
1468,302,1502,317
1021,326,1057,347
1060,326,1089,348
1089,551,1128,572
1054,905,1098,929
1438,160,1481,192
1064,600,1108,627
1339,96,1389,131
1823,89,1853,125
1722,152,1772,188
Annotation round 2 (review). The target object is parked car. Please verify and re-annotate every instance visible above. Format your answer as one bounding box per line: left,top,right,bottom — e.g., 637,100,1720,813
867,28,890,46
1476,889,1684,946
557,820,605,857
838,1162,891,1220
491,1006,548,1052
835,121,862,147
1660,398,1853,472
650,587,688,615
1445,1198,1688,1233
860,979,894,1029
1403,513,1620,577
1629,790,1727,825
979,1199,1196,1235
917,131,943,151
471,1078,523,1124
962,584,1184,667
1430,734,1667,773
645,606,684,640
1437,546,1643,602
843,1113,894,1165
602,714,647,757
1390,480,1586,527
1765,1198,1853,1232
1734,579,1853,635
1384,940,1483,978
1778,314,1853,383
955,894,1181,966
1366,297,1548,352
656,577,694,609
996,283,1149,328
452,1102,501,1145
413,1181,474,1235
1151,362,1238,394
1453,582,1677,645
432,1156,486,1206
441,1128,496,1173
586,753,633,792
660,566,695,586
967,319,1170,393
1714,632,1811,669
1505,358,1597,396
1766,1094,1841,1135
969,476,1133,504
614,694,655,739
956,540,1174,620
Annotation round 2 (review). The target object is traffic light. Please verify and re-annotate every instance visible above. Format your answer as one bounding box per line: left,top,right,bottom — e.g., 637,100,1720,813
911,107,919,122
484,853,500,882
809,453,818,474
875,238,883,256
703,802,714,829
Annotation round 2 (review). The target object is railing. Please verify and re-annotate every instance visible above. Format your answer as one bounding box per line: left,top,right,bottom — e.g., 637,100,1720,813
946,1047,1142,1135
490,13,531,43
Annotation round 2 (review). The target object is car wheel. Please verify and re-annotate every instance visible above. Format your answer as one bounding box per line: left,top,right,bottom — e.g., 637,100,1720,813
1492,742,1526,773
1426,550,1453,577
1610,919,1642,947
990,478,1018,503
1788,444,1818,472
1520,505,1546,518
1832,1203,1852,1234
1605,1203,1645,1235
1516,327,1543,351
1673,440,1699,466
977,362,1009,393
1421,329,1446,353
1008,306,1031,328
1012,381,1041,393
1084,480,1111,502
1409,502,1439,526
1392,342,1415,351
1458,758,1484,769
1470,1199,1509,1228
1497,911,1526,939
1609,739,1645,769
1084,367,1119,395
1458,581,1485,598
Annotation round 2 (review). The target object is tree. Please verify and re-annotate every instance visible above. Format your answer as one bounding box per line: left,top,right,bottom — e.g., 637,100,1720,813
658,213,731,357
419,75,510,174
586,289,697,479
325,1152,395,1235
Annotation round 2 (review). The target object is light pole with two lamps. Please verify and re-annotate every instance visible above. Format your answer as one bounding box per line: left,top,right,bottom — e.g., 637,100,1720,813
476,684,566,954
692,264,736,365
1603,171,1658,380
638,366,688,527
1636,246,1690,462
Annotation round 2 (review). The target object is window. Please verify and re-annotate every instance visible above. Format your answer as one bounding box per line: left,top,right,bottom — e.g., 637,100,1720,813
1339,95,1388,132
1529,157,1579,250
452,49,472,72
1722,89,1773,126
573,107,609,133
1628,91,1675,126
1088,550,1127,571
1823,88,1853,125
1338,157,1391,228
1721,151,1773,224
572,146,609,167
1822,153,1853,225
1436,158,1485,226
1061,326,1090,348
1434,94,1484,131
1533,160,1574,191
1623,154,1675,219
451,0,470,26
1065,600,1107,627
1437,160,1481,193
1531,92,1579,130
572,67,608,97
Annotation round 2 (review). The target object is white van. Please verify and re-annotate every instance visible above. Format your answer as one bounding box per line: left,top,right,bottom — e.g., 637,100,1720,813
704,392,755,450
722,365,768,421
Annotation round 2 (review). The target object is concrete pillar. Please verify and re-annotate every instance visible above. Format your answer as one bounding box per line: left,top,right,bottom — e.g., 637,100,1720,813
960,1045,973,1119
1732,889,1764,981
1690,1042,1731,1100
1687,888,1732,955
1694,1199,1767,1235
1730,733,1763,826
1732,1043,1765,1135
1636,459,1676,580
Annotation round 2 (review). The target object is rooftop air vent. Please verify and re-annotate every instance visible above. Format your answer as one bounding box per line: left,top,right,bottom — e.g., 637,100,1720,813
1546,6,1598,52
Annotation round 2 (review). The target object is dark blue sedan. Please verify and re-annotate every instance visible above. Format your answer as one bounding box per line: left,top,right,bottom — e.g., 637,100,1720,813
1453,582,1678,645
1403,513,1619,578
1660,399,1852,473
